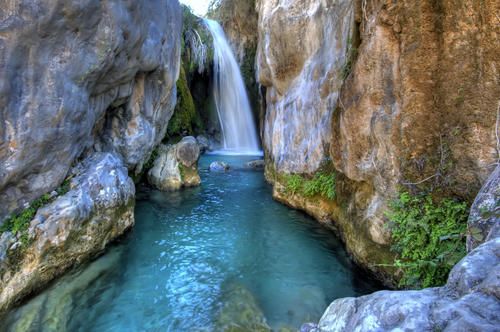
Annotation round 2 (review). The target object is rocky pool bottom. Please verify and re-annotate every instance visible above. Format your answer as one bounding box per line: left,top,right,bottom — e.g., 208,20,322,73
1,155,381,331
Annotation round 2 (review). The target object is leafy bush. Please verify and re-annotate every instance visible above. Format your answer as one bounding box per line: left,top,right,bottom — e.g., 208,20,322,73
284,172,336,200
285,174,304,195
303,173,336,200
386,191,468,288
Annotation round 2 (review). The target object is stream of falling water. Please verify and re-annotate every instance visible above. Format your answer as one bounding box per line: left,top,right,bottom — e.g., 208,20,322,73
204,19,260,154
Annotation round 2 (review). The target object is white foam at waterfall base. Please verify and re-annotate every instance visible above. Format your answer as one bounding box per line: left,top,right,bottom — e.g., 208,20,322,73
204,19,261,155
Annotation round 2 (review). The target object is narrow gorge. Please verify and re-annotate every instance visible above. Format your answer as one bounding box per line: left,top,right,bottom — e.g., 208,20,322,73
0,0,498,331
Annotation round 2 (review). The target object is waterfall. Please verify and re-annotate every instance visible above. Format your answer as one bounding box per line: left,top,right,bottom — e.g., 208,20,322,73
204,19,260,154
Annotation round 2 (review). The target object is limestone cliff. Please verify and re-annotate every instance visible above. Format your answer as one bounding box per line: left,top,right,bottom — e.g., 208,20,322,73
257,0,499,285
0,0,181,221
0,0,182,312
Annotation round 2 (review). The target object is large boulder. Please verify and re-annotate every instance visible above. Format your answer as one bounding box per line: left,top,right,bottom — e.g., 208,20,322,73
148,137,201,191
176,136,201,167
0,0,182,222
0,153,135,313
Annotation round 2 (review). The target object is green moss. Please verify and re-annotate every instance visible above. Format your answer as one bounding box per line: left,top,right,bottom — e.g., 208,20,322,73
0,177,73,248
284,172,336,201
178,163,186,181
386,191,469,288
167,65,202,137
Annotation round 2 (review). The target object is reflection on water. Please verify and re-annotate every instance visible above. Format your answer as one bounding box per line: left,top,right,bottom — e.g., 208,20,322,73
1,156,381,331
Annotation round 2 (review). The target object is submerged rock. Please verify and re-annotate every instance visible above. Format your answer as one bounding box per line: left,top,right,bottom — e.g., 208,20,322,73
148,137,201,191
215,282,271,332
210,161,230,172
245,160,265,171
0,153,135,313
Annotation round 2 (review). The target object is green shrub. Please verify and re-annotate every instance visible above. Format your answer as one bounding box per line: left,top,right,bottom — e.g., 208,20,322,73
303,173,336,200
284,172,336,200
285,174,304,195
386,191,468,288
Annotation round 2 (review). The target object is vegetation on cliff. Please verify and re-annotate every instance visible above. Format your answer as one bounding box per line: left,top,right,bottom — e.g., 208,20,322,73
284,172,337,201
167,66,202,137
386,191,469,288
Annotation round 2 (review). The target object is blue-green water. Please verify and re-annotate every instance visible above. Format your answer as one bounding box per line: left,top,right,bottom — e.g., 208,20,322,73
2,155,380,331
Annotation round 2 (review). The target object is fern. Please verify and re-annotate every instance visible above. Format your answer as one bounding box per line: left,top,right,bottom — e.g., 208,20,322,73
387,192,468,288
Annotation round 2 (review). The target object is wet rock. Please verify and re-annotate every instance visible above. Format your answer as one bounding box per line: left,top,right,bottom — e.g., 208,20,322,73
148,139,201,191
210,161,230,172
467,166,500,251
257,0,352,174
245,160,265,170
0,0,182,221
176,137,201,168
0,247,123,331
196,135,210,153
0,153,135,313
215,282,271,332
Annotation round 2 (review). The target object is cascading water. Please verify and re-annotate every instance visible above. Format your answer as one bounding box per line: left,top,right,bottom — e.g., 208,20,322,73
204,19,260,154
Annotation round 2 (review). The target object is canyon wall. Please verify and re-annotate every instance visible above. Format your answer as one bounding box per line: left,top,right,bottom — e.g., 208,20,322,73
0,0,181,221
0,0,182,312
257,0,499,285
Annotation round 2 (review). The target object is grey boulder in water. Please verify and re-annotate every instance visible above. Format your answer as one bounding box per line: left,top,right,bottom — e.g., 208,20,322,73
210,161,230,172
245,160,265,170
148,137,201,191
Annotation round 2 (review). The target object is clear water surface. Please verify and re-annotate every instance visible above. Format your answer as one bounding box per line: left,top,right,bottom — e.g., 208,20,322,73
1,155,380,331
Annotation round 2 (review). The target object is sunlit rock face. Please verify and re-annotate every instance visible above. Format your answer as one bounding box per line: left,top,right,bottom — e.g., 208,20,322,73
258,0,499,284
257,0,353,174
0,0,182,221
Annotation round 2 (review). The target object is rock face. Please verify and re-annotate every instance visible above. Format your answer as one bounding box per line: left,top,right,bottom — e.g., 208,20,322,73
148,137,201,191
258,0,499,284
0,0,182,221
0,0,182,313
311,238,499,332
307,168,500,331
467,166,500,251
0,153,135,313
